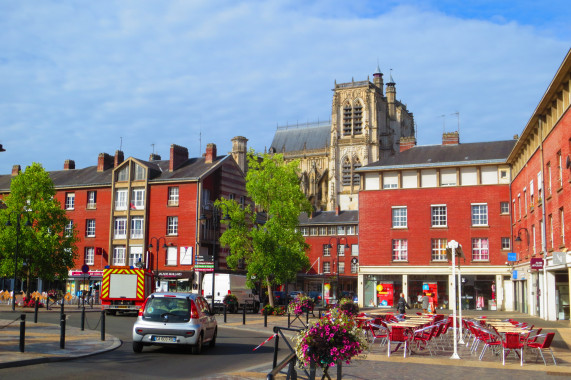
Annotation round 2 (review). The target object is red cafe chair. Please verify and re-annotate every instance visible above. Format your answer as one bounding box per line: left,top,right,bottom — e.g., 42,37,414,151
388,326,411,358
527,333,557,366
502,332,524,366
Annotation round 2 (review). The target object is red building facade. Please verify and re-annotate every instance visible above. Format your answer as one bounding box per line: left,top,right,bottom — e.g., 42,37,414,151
357,133,516,310
508,49,571,320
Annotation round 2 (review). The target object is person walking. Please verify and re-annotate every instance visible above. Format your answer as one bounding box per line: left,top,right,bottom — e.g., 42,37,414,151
421,292,429,314
396,293,411,315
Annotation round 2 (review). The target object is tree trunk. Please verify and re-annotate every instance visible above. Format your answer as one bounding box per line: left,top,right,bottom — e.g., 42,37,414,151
266,280,274,308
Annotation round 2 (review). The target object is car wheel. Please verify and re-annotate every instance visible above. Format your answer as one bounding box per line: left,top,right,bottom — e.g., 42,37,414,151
192,333,203,355
209,328,217,348
133,341,143,353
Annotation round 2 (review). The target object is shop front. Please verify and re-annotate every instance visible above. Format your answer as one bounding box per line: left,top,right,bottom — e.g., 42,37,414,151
363,274,402,308
157,271,195,293
66,270,103,304
459,275,496,310
408,275,448,310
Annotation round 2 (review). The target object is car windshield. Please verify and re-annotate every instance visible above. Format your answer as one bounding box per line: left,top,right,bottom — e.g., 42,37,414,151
143,297,191,323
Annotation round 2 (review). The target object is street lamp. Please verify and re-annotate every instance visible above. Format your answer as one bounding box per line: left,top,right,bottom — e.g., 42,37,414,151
327,236,350,303
5,212,32,311
200,201,230,311
514,227,530,247
149,237,167,291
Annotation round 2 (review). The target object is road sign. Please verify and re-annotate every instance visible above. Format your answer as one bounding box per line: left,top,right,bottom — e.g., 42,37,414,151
81,264,90,274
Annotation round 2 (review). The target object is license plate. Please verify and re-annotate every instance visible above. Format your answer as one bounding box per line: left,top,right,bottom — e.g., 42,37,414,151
117,305,129,309
153,336,176,343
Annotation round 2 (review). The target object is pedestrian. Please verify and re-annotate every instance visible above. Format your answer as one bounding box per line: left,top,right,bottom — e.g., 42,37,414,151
421,292,429,314
396,293,411,316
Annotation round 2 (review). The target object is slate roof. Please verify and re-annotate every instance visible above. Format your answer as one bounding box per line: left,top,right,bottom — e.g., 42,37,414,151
269,124,330,153
0,155,229,191
298,210,359,225
359,140,517,171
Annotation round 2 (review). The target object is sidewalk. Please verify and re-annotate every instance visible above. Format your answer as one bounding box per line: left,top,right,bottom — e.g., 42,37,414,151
0,304,570,378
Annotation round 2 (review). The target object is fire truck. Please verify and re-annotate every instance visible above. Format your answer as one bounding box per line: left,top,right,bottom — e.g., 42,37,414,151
101,266,155,315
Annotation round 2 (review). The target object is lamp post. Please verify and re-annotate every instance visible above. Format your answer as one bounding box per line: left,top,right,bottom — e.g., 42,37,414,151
5,212,32,311
200,201,230,311
447,240,461,359
514,227,530,248
149,237,167,291
327,237,350,303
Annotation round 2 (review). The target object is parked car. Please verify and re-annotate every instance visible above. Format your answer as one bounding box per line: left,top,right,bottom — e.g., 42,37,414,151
132,292,217,354
288,291,305,299
308,291,322,305
272,291,287,305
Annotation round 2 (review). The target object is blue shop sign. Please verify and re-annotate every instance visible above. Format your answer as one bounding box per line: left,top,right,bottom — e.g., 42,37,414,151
512,270,518,280
507,252,518,262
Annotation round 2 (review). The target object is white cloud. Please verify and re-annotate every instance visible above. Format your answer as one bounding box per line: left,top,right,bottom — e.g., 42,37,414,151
0,1,568,174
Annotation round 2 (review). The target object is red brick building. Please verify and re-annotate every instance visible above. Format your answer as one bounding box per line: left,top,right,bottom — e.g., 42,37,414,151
357,132,516,310
0,137,249,297
507,49,571,321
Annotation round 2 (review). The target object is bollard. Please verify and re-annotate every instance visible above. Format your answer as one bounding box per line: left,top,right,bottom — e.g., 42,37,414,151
309,359,316,380
223,304,227,323
306,309,309,325
264,312,267,327
81,306,85,331
288,313,291,328
242,305,246,325
272,334,280,369
19,314,26,353
34,300,39,323
100,310,106,341
60,313,66,349
60,297,64,315
337,360,342,379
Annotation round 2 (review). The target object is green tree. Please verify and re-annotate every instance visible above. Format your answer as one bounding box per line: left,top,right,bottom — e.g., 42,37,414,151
0,163,78,299
218,151,312,307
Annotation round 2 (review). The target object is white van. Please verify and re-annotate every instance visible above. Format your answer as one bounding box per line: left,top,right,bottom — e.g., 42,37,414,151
202,273,260,313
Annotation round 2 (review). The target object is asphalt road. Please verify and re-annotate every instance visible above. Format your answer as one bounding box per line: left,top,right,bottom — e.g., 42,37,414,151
0,310,278,379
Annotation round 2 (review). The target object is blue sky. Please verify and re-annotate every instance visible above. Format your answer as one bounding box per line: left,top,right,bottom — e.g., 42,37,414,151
1,1,569,174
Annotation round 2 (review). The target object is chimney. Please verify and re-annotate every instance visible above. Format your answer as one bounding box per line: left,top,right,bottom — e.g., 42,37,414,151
97,153,113,172
231,136,248,173
114,150,124,167
169,144,189,171
149,153,161,161
442,131,460,145
205,143,217,164
335,205,340,216
64,160,75,170
373,65,384,94
399,136,416,152
11,165,20,176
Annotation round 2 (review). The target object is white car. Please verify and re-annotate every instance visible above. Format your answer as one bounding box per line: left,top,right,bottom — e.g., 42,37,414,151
132,292,217,354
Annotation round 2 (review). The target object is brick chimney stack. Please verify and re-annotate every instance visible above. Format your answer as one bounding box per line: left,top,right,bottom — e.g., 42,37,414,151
64,160,75,170
442,131,460,145
11,165,20,176
114,150,124,167
205,143,217,164
231,136,248,173
335,205,340,216
170,144,189,171
399,136,416,152
97,153,114,172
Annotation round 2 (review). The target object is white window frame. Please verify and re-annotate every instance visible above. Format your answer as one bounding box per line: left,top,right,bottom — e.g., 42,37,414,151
86,219,96,237
346,225,356,235
167,216,178,236
337,244,345,257
351,244,359,256
501,237,510,250
431,205,447,227
338,261,345,274
117,166,128,182
323,244,331,257
65,193,75,210
168,187,179,206
300,227,309,236
134,164,146,181
471,203,488,226
431,238,447,261
392,206,407,228
114,217,127,239
350,261,358,273
113,246,126,266
65,220,73,237
337,225,345,235
129,246,143,267
561,208,566,245
115,189,128,211
392,239,408,261
323,261,331,274
318,226,327,236
85,247,95,265
130,217,144,239
166,246,177,266
500,202,509,215
472,238,489,261
87,191,97,209
131,188,145,210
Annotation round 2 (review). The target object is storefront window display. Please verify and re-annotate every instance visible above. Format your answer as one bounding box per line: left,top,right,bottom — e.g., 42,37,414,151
364,275,402,308
408,275,447,310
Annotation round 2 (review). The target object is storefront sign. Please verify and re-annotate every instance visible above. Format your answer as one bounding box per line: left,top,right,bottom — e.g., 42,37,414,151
512,270,518,280
158,271,193,278
195,262,214,272
69,270,103,277
530,258,544,270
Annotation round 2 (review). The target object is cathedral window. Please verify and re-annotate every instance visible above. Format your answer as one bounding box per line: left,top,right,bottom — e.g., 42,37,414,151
343,104,352,136
352,158,361,186
342,157,352,186
353,103,362,135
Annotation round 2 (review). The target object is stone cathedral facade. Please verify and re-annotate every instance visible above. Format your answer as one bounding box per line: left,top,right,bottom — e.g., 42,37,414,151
269,68,415,211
